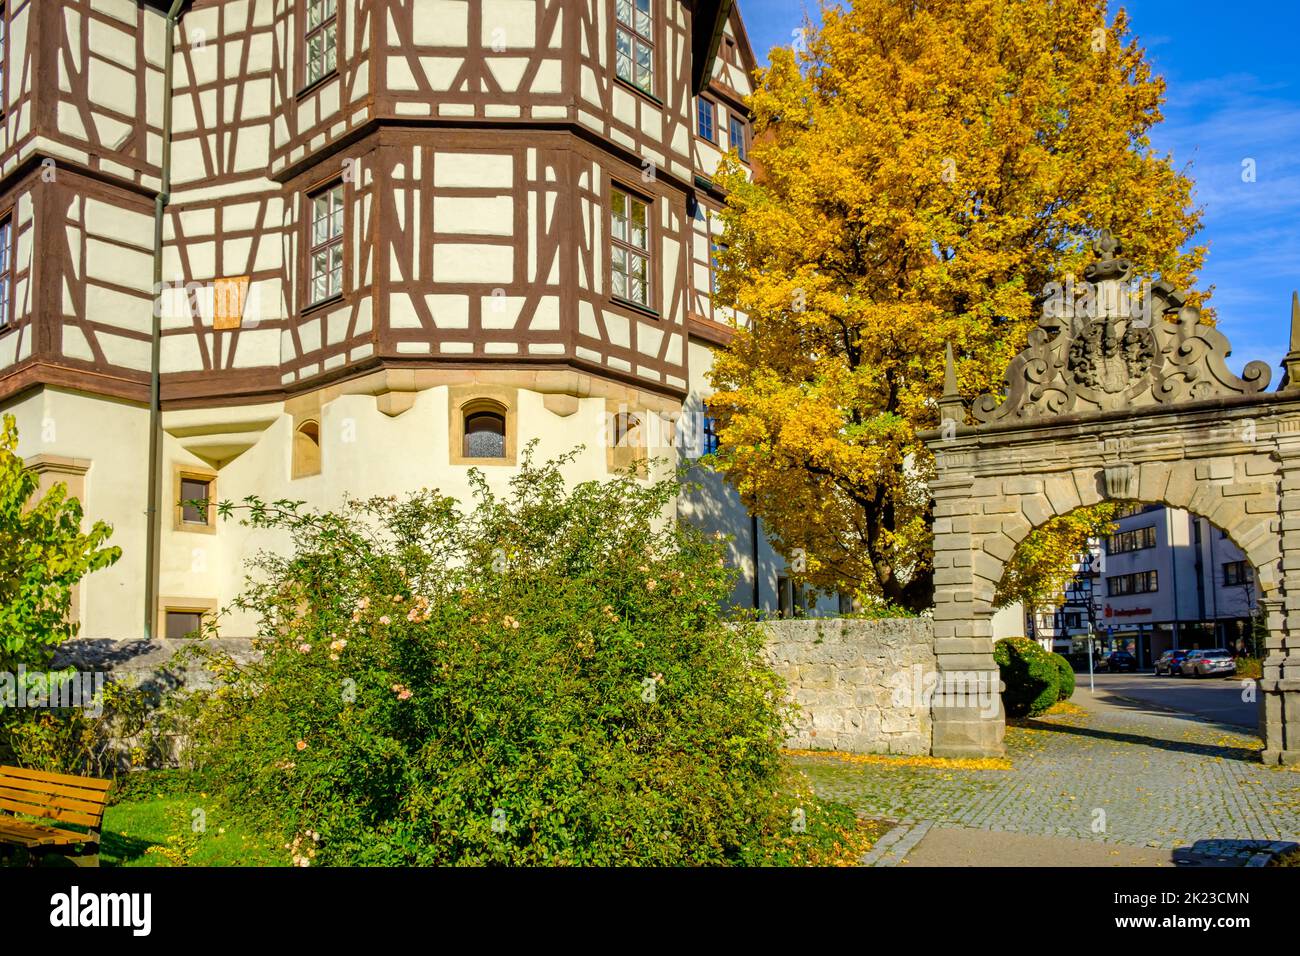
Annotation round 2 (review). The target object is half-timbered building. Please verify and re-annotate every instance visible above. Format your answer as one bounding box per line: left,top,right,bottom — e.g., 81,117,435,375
0,0,829,643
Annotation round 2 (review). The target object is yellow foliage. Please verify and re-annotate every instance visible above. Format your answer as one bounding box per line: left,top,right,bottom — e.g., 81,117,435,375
996,503,1116,612
1008,699,1090,726
1045,701,1089,719
707,0,1205,610
785,748,1012,772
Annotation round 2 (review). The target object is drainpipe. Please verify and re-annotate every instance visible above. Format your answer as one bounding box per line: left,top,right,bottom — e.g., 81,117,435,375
1168,507,1181,650
144,0,185,639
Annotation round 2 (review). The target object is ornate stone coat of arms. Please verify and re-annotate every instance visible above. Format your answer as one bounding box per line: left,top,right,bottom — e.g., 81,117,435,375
971,232,1271,423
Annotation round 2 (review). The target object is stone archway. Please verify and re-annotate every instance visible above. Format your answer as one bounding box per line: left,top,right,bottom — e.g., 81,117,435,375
924,232,1300,765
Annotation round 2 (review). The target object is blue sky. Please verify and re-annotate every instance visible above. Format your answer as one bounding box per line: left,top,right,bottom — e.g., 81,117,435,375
736,1,1300,373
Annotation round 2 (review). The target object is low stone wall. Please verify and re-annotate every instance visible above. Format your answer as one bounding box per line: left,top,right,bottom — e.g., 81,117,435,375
52,637,259,694
763,617,936,755
57,624,938,757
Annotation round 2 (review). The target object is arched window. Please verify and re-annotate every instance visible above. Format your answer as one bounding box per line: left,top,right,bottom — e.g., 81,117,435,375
292,420,321,478
607,409,648,475
612,412,641,448
463,406,507,459
450,389,516,466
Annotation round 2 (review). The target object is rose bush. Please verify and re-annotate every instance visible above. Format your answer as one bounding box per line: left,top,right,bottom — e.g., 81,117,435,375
189,449,799,865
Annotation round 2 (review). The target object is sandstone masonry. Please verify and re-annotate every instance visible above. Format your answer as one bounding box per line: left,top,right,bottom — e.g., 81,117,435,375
764,618,935,756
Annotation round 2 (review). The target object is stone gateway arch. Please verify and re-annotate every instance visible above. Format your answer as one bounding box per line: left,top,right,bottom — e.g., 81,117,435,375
923,233,1300,765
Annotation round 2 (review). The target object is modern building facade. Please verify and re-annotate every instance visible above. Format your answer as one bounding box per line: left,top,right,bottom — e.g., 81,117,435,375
1032,503,1258,666
0,0,836,642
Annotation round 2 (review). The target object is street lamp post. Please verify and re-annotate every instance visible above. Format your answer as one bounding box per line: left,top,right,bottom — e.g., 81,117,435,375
1240,573,1259,658
1085,565,1104,694
1085,621,1095,693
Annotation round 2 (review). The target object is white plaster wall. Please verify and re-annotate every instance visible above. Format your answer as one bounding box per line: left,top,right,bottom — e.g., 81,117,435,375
679,338,840,615
991,602,1025,639
6,387,150,641
159,384,677,636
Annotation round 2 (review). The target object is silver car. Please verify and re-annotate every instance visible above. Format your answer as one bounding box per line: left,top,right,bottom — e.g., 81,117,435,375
1179,649,1237,678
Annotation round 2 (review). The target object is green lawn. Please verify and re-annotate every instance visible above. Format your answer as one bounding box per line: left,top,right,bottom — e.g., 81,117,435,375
0,769,282,867
99,794,282,867
98,791,881,866
7,767,880,867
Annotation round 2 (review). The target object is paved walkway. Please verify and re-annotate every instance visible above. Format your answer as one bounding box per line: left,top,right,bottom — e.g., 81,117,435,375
895,824,1175,866
794,690,1300,866
1084,671,1258,729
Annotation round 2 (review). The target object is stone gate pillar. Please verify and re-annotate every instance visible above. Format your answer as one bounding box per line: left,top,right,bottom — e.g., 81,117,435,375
930,469,1006,757
923,235,1293,762
1263,436,1300,764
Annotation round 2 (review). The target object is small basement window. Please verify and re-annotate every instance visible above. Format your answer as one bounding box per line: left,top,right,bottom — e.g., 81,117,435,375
165,610,205,640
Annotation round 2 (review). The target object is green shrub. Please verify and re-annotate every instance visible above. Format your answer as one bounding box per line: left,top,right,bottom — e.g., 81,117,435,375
993,637,1060,718
189,448,797,866
0,678,192,780
1052,653,1075,701
1235,657,1262,680
0,414,121,674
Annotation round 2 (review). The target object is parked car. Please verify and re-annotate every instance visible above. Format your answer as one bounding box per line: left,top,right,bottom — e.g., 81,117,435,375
1101,651,1137,673
1179,649,1237,678
1154,649,1190,676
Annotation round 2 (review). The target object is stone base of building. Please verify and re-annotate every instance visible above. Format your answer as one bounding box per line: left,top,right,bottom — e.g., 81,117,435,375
1259,675,1299,765
1260,749,1300,766
930,705,1006,759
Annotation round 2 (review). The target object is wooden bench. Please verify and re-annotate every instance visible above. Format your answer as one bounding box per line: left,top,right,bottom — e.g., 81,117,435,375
0,766,111,867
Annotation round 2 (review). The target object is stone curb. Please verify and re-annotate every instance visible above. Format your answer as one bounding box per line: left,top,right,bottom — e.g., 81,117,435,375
1171,839,1299,867
860,819,933,867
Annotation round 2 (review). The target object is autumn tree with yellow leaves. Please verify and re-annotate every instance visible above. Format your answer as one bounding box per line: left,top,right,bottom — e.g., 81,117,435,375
994,506,1116,624
708,0,1204,611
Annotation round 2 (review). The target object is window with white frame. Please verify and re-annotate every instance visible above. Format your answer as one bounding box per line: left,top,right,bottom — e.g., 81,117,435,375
0,216,11,330
178,475,214,527
729,113,748,162
303,0,338,88
0,3,8,113
709,239,728,295
697,97,716,141
610,187,651,308
308,182,345,304
702,415,719,455
614,0,653,95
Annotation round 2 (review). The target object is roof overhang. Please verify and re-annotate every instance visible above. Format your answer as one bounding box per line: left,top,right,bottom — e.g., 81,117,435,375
691,0,735,95
140,0,191,14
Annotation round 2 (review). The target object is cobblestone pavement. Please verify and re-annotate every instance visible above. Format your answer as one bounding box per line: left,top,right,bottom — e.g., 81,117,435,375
796,695,1300,854
859,821,933,866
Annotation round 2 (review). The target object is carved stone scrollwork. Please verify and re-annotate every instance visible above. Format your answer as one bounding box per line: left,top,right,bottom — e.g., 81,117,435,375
973,233,1271,424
